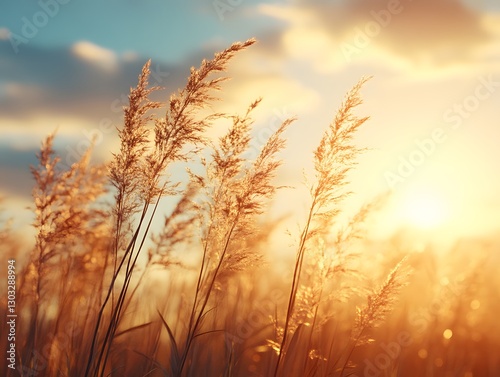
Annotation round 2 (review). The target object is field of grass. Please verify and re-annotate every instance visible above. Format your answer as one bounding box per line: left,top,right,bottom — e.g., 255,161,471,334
1,39,499,377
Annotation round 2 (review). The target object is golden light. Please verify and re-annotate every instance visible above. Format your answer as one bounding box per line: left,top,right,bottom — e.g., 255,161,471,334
399,188,451,229
443,329,453,340
470,300,481,310
435,358,444,367
418,349,428,359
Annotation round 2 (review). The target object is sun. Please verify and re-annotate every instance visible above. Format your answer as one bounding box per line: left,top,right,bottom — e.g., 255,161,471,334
399,188,451,229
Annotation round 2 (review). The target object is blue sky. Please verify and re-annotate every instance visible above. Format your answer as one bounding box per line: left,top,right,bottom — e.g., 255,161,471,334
1,0,499,244
1,0,279,60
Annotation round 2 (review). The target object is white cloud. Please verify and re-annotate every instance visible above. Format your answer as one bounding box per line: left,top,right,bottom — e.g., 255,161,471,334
258,0,496,75
258,3,311,23
72,41,118,70
0,114,108,147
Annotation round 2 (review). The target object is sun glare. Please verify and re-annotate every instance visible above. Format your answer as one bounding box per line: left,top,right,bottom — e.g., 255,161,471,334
399,189,451,229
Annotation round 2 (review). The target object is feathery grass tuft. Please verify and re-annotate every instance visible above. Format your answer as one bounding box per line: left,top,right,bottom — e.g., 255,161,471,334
7,39,495,377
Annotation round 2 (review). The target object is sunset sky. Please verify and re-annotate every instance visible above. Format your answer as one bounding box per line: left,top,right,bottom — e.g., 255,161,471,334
1,0,499,247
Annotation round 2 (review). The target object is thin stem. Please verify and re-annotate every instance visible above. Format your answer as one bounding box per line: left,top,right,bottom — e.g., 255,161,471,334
178,216,239,376
84,204,147,377
100,192,164,376
274,197,317,377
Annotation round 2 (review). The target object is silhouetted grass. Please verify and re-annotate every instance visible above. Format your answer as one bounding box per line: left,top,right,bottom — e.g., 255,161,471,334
1,39,499,377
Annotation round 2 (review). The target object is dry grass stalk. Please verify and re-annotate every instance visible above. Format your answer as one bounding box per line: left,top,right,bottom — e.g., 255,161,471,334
86,61,163,376
109,60,163,255
175,97,294,376
26,134,107,368
355,256,410,339
339,256,410,376
274,77,371,377
86,39,258,377
3,38,463,377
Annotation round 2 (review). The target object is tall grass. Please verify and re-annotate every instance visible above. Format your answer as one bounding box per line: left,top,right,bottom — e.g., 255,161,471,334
2,39,499,377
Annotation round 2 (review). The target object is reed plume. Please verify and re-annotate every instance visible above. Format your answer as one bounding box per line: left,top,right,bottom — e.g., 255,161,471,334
6,38,485,377
274,77,371,376
86,39,258,377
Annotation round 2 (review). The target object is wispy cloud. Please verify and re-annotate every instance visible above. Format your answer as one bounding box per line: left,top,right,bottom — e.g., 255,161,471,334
259,0,494,72
0,40,173,122
72,41,118,70
0,36,319,201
